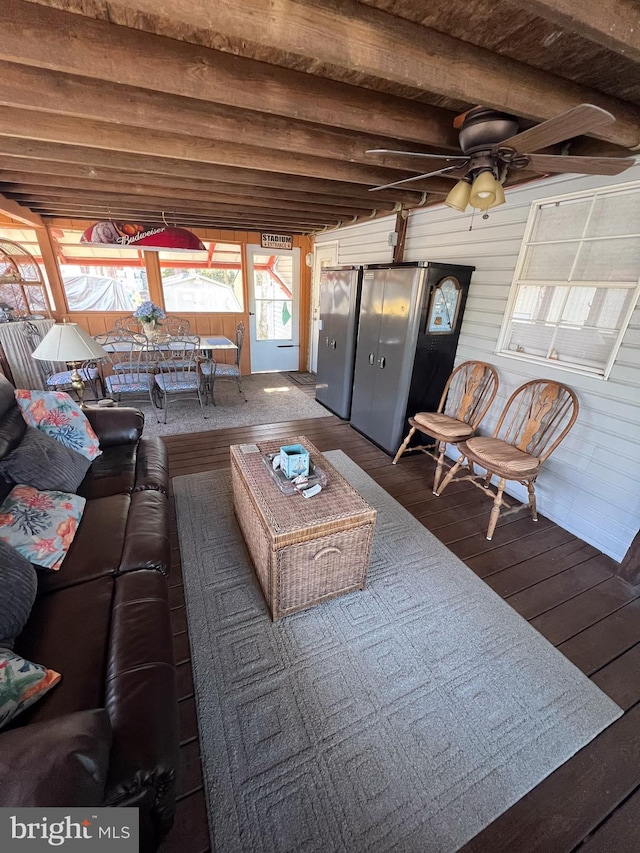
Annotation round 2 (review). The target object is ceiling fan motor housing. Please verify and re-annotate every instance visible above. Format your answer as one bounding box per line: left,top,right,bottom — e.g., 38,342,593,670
458,107,520,155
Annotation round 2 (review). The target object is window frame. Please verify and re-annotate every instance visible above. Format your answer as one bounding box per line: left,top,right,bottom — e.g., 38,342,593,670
496,180,640,380
158,240,245,313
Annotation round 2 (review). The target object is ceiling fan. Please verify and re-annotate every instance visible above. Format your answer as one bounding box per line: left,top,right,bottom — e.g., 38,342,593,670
367,104,636,212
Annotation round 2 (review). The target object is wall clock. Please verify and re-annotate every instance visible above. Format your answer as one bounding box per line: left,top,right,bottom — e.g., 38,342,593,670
426,276,462,334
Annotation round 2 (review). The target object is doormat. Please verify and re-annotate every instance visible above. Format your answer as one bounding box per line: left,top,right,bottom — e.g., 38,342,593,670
286,371,316,386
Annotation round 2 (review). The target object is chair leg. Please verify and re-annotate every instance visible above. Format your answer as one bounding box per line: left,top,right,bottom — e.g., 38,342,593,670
486,477,506,540
527,479,538,521
392,426,416,465
432,440,447,494
434,455,465,496
237,374,246,401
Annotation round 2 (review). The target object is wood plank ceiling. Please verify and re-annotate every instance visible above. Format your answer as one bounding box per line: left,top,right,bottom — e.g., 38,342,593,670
0,0,639,233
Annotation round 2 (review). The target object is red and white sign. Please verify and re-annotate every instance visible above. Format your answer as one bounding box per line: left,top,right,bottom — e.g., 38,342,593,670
81,221,206,252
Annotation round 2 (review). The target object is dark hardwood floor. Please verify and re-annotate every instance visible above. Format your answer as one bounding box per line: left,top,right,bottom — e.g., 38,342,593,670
159,413,640,853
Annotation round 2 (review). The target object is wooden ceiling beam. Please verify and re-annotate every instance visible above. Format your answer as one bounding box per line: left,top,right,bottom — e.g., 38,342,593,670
0,174,380,217
0,62,451,167
0,160,391,210
0,107,455,191
4,0,458,150
0,139,427,204
10,194,345,223
17,0,640,147
0,193,43,227
507,0,640,64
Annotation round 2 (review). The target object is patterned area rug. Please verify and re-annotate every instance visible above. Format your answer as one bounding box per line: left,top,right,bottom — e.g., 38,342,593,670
173,451,621,853
135,372,330,438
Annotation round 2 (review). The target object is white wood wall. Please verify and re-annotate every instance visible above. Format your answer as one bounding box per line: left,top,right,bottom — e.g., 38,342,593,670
316,165,640,562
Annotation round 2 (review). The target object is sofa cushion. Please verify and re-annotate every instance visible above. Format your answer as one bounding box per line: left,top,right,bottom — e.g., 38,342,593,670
37,495,131,594
78,444,138,500
0,485,85,571
0,709,112,807
16,576,114,723
0,426,91,493
15,390,101,461
0,649,61,730
0,541,37,649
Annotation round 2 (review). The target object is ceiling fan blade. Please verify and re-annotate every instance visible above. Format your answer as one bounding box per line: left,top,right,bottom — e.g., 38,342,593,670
527,153,635,176
369,165,462,193
500,104,616,154
366,148,467,162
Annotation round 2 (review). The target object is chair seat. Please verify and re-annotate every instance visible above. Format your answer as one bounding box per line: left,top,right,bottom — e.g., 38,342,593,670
412,412,475,440
214,363,240,377
48,367,99,385
463,436,542,476
106,374,151,394
155,372,199,392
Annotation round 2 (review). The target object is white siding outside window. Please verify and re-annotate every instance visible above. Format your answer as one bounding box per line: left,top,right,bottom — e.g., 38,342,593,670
497,184,640,378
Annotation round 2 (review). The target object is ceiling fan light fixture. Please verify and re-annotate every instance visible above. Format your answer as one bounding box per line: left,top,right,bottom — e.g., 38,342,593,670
490,180,506,209
444,179,472,212
469,170,498,208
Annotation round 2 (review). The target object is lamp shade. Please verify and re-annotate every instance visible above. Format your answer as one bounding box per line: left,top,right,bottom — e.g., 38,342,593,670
469,171,498,209
31,323,107,362
444,180,472,212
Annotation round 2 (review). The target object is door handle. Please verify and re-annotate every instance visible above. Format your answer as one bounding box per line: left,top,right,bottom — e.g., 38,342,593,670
330,339,337,349
248,312,255,316
368,353,375,365
378,356,386,369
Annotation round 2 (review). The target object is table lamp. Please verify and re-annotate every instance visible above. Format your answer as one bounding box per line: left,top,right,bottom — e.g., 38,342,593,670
31,322,108,407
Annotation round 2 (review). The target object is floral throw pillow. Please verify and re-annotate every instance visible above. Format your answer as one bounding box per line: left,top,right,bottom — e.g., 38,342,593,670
15,390,101,461
0,649,61,730
0,485,85,571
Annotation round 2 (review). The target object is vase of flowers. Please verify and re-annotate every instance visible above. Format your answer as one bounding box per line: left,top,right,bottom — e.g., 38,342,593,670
133,301,165,340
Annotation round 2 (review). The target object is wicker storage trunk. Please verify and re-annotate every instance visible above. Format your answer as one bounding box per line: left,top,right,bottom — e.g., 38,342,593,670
230,436,377,620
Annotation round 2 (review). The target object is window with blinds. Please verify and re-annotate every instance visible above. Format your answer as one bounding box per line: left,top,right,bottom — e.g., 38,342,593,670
497,183,640,378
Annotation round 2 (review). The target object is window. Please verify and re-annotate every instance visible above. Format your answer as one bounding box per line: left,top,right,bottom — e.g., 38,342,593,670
159,242,244,312
51,228,148,312
497,184,640,378
0,226,54,314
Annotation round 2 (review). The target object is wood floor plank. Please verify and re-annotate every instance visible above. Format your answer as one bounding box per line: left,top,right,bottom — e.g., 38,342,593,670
531,578,640,646
591,643,640,710
507,560,614,620
468,527,580,581
558,599,640,675
483,541,601,596
575,785,640,853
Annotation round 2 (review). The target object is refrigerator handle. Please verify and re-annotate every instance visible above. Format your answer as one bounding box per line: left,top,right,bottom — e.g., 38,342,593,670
368,353,376,365
378,355,386,369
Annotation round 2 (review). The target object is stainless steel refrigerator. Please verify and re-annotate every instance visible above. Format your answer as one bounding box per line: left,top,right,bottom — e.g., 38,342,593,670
349,261,475,454
315,265,363,419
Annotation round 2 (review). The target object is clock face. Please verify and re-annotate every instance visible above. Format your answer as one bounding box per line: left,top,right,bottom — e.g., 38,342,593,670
427,276,461,334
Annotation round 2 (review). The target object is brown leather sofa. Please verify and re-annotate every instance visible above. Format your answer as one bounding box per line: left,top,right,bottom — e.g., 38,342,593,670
0,376,178,853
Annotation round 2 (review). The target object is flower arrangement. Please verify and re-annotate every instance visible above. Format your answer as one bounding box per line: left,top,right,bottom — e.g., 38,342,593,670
133,301,166,325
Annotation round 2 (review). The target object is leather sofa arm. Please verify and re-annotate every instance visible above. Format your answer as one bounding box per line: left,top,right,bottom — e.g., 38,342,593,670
85,407,145,448
0,709,112,807
135,437,169,494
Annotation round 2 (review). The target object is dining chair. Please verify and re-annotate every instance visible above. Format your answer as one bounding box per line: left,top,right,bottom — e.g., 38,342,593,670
96,331,154,404
162,315,191,336
114,315,142,335
200,322,246,402
25,321,104,400
151,335,207,423
393,361,499,493
434,378,579,540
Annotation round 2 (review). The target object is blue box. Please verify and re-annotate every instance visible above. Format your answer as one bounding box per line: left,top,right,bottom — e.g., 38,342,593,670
279,444,310,479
